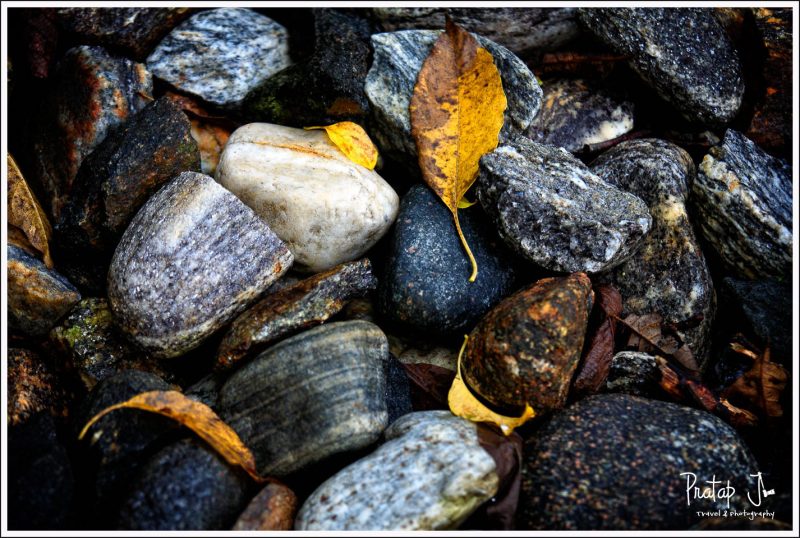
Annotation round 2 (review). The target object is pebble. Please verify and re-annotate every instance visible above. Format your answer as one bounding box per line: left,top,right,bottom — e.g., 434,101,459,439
520,393,759,529
56,8,193,60
146,8,291,108
377,184,521,336
242,10,372,126
107,171,293,358
370,8,582,57
31,45,152,219
579,8,744,125
56,96,200,258
8,244,81,337
7,348,68,427
232,482,297,531
387,333,458,371
8,413,75,530
604,351,660,397
526,78,634,153
77,370,178,518
590,139,715,368
117,438,250,530
49,298,172,390
477,135,651,273
216,258,377,370
691,129,792,280
218,321,389,476
365,30,542,168
295,410,498,530
215,123,399,273
721,278,792,363
462,273,593,413
385,353,414,424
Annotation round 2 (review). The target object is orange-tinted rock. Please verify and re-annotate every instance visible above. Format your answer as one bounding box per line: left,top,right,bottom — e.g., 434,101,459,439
7,348,69,426
232,482,297,530
462,273,593,413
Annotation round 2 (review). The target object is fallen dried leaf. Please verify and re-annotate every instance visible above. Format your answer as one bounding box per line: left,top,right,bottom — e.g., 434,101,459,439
401,362,454,410
79,390,266,482
573,284,622,395
190,120,231,175
619,313,700,373
448,336,534,435
305,121,378,170
410,18,507,282
7,154,53,268
723,346,788,418
473,424,523,530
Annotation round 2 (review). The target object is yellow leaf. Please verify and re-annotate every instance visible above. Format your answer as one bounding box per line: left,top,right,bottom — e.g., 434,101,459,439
79,390,266,483
448,336,535,435
410,19,507,282
457,196,477,209
7,154,54,268
305,121,378,170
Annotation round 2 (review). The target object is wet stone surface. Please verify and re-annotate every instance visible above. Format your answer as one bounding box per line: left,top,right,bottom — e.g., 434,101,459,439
232,482,297,531
463,273,593,413
377,184,521,337
57,8,193,61
56,96,200,259
49,298,173,390
107,172,293,358
218,321,389,477
526,78,634,153
590,139,716,369
691,129,792,280
31,45,152,219
147,8,291,108
579,8,744,125
296,411,498,530
8,244,81,337
7,348,69,427
477,135,651,273
520,393,759,530
216,258,378,371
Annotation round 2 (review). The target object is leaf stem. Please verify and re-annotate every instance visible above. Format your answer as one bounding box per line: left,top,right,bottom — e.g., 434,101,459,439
453,211,478,282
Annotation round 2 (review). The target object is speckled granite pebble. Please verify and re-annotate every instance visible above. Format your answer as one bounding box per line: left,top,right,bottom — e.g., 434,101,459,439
463,273,593,413
520,393,759,530
216,123,399,272
579,8,744,125
296,410,498,530
477,135,651,273
216,258,377,370
691,130,792,280
591,139,715,368
365,30,541,168
107,171,293,358
117,438,250,530
371,8,581,57
31,45,152,218
8,244,81,337
147,8,291,108
377,184,521,337
8,348,68,427
526,78,634,153
56,96,200,257
218,321,388,476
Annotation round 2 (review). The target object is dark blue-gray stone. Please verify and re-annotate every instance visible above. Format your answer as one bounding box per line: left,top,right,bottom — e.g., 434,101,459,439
691,129,792,280
520,393,759,530
578,8,744,125
377,184,521,336
117,438,250,530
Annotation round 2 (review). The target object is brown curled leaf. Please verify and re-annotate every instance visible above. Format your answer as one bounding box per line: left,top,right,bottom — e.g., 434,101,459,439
7,154,53,268
79,390,266,482
723,346,788,418
573,284,622,395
